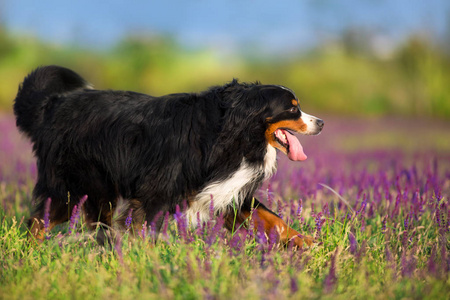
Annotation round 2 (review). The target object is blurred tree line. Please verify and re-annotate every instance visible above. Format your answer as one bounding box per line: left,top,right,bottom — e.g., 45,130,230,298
0,26,449,119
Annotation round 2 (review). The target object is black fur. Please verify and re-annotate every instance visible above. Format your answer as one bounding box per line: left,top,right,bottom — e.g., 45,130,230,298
14,65,307,236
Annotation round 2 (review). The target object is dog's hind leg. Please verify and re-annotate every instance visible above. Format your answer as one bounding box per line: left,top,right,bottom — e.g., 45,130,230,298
81,198,117,246
28,195,75,243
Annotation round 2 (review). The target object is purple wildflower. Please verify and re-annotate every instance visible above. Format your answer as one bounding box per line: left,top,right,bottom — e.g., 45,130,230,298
114,235,124,265
297,199,303,222
277,200,283,219
355,240,366,264
401,229,410,249
289,201,296,217
381,215,388,236
385,244,393,266
208,212,225,244
348,232,357,255
439,202,447,231
149,210,164,241
267,184,272,210
346,212,352,221
290,276,298,294
356,193,367,218
174,204,190,242
260,251,266,268
324,250,338,293
435,206,441,229
392,193,401,216
360,218,366,232
268,228,278,251
403,212,410,230
68,195,88,234
395,175,401,193
229,232,243,254
322,202,330,218
162,212,170,238
427,246,437,276
256,213,268,246
78,194,88,208
448,209,450,232
44,197,51,239
125,208,133,230
196,211,203,236
247,203,255,237
140,221,147,240
439,232,448,274
68,204,78,234
401,253,416,278
314,212,325,239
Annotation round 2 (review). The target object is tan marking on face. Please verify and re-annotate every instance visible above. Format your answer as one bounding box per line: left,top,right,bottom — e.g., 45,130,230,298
291,99,298,106
264,119,307,153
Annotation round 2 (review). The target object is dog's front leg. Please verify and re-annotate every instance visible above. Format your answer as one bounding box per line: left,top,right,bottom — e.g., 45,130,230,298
225,197,313,248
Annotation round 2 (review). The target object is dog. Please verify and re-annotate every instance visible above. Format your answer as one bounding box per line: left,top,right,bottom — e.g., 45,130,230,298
14,65,324,247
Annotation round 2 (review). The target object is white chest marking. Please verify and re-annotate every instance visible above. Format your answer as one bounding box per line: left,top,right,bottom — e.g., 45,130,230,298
264,144,277,179
186,145,278,224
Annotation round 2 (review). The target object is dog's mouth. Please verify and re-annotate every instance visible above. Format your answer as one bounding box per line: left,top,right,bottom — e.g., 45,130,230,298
274,129,307,161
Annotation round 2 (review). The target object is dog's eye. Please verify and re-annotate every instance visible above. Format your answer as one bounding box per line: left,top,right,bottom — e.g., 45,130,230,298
289,107,298,113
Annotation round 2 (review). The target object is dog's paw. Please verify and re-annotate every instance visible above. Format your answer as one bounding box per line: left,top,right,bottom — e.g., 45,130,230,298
290,234,315,249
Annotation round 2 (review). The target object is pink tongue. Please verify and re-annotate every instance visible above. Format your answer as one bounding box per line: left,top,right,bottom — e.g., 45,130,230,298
284,130,307,161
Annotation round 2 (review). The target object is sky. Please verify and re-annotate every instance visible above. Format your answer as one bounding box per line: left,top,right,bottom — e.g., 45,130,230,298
1,0,449,54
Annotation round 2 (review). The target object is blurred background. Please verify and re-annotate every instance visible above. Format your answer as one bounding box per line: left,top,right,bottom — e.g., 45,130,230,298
0,0,449,119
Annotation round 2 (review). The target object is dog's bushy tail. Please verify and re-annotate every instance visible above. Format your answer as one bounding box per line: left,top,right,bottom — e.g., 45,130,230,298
14,65,91,138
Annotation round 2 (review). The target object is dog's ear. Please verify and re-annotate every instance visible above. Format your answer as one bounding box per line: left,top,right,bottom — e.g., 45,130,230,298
228,86,268,114
258,86,297,118
216,86,268,145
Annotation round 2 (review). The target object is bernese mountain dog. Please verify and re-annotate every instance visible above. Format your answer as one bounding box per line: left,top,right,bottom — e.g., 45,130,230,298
14,65,324,248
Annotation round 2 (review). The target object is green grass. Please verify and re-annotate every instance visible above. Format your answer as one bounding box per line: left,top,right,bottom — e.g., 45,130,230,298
1,190,448,299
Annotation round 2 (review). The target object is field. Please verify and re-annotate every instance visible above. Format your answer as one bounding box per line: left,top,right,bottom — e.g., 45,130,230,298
1,113,449,299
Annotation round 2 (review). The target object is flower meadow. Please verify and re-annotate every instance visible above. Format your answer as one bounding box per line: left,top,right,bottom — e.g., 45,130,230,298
1,113,449,299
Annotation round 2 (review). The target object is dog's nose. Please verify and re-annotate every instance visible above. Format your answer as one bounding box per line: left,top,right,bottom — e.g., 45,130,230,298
316,119,324,129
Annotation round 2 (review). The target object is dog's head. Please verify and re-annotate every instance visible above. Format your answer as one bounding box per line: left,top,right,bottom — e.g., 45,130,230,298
219,80,323,161
260,85,324,161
